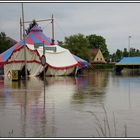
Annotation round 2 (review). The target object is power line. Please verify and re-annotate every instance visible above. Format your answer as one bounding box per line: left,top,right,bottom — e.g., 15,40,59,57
55,17,68,39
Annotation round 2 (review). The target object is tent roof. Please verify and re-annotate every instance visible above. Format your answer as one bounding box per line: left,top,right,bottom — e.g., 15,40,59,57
36,44,77,69
73,54,88,68
0,25,78,70
0,25,52,63
44,50,77,69
116,57,140,65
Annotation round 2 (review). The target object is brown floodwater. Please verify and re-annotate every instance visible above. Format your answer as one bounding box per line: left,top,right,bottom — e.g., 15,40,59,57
0,70,140,137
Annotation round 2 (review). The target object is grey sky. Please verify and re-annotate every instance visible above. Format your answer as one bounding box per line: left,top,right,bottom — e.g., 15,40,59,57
0,2,140,53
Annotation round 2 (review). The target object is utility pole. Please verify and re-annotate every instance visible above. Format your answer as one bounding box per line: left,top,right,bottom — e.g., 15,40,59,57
22,3,27,81
52,14,55,44
20,17,22,40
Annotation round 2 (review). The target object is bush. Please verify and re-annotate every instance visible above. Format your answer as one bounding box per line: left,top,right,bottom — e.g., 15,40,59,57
93,63,115,69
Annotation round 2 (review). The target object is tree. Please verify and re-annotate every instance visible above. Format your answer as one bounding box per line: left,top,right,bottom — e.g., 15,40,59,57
63,33,91,61
115,49,122,62
110,53,117,62
123,48,128,57
86,34,110,61
57,40,63,46
135,49,140,56
0,32,11,53
26,20,38,35
110,47,140,63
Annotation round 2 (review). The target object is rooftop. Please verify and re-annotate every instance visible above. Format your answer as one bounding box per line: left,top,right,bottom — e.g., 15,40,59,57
116,57,140,65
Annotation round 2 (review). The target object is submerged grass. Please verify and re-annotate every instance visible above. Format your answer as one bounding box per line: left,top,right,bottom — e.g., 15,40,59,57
86,105,127,137
0,129,13,138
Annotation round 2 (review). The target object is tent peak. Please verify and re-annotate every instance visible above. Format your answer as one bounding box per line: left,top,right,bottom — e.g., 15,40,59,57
30,25,43,32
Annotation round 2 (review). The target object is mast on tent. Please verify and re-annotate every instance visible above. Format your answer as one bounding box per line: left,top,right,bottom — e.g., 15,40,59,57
21,3,27,81
52,14,55,45
20,17,22,40
20,15,55,44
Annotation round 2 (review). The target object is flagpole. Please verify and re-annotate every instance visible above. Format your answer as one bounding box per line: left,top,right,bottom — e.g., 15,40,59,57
22,3,27,81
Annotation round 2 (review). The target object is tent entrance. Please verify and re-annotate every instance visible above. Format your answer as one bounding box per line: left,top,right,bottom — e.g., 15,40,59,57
21,65,30,78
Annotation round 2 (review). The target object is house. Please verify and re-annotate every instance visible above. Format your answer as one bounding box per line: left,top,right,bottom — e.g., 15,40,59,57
89,48,106,64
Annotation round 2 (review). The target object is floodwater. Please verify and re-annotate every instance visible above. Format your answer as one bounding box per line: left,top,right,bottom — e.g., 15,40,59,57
0,70,140,137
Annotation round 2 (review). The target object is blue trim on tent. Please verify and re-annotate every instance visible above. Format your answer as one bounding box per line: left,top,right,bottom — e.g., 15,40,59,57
116,57,140,65
21,40,26,46
2,46,15,61
73,54,88,68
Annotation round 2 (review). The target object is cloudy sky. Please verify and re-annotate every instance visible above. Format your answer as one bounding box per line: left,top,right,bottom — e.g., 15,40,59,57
0,2,140,53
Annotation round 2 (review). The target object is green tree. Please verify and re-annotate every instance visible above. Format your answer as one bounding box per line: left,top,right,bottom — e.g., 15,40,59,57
115,49,122,62
110,47,140,62
129,47,140,56
86,34,110,61
26,20,38,35
0,32,11,53
123,48,128,57
111,53,117,62
57,40,63,46
63,33,91,61
136,49,140,56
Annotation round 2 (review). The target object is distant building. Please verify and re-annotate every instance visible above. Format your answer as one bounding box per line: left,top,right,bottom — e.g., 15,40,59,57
89,48,106,64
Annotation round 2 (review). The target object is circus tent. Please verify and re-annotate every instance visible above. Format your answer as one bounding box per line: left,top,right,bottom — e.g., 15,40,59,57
0,25,78,76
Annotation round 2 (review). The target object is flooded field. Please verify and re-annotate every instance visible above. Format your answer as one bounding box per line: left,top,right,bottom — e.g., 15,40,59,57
0,70,140,137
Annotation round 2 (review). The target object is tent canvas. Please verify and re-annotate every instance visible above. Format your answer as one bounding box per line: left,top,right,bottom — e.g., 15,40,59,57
73,54,88,69
0,25,78,76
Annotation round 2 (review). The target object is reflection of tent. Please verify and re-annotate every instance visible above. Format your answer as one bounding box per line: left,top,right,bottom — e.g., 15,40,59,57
75,76,88,89
0,25,78,76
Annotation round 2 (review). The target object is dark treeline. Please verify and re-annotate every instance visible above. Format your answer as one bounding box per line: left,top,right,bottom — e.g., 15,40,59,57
0,32,11,53
110,48,140,62
0,32,17,54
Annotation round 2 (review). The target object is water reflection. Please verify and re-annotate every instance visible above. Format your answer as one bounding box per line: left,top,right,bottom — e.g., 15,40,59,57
73,70,109,105
0,77,50,137
110,71,140,109
0,71,140,137
43,76,77,137
0,76,77,137
1,72,109,137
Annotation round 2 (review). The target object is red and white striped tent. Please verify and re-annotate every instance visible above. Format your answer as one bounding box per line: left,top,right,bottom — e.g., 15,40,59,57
0,25,78,76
